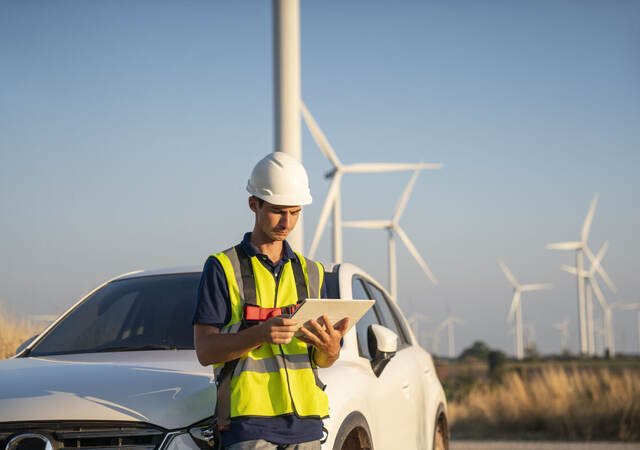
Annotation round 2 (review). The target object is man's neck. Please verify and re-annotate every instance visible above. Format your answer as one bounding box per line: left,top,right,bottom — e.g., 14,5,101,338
249,231,284,264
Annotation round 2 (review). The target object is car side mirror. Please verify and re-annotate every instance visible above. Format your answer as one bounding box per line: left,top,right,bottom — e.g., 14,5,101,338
367,324,398,377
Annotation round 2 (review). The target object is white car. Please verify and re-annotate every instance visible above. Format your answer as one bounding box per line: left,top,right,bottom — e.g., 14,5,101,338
0,263,449,450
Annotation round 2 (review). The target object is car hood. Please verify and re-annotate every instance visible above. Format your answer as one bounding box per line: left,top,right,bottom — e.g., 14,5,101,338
0,350,216,429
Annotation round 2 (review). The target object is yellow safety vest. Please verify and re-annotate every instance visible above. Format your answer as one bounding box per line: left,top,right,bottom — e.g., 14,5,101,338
212,245,329,425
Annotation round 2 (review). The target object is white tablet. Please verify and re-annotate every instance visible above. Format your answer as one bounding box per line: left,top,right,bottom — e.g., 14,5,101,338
290,298,375,337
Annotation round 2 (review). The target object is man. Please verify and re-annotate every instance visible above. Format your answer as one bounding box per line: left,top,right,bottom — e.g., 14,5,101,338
193,152,348,450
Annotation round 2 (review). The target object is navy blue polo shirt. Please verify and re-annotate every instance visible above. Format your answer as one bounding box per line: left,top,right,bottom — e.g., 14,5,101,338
192,233,327,446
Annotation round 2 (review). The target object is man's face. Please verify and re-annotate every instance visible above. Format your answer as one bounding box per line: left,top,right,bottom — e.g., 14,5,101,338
250,197,302,242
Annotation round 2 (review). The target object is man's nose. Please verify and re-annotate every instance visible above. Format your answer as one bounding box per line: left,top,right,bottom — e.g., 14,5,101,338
280,213,292,229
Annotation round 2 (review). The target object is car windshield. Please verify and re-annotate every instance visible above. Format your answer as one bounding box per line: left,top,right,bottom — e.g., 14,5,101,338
28,273,200,357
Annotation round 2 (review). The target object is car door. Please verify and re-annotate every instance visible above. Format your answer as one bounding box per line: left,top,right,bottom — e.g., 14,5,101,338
352,277,418,449
364,281,423,447
382,294,432,448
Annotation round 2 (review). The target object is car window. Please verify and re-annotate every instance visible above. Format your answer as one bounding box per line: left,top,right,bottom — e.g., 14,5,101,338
352,277,381,360
386,300,413,346
366,282,409,348
351,277,369,299
29,273,200,356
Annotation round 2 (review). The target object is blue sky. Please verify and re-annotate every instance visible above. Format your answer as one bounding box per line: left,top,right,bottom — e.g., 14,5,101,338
2,1,639,356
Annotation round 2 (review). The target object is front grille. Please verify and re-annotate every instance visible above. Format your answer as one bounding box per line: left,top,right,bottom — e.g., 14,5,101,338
0,422,166,450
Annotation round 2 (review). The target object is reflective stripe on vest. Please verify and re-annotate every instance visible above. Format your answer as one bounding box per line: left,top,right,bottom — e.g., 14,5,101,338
211,245,328,422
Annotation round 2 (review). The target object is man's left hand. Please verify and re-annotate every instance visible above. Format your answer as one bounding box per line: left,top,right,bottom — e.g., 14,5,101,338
297,315,349,368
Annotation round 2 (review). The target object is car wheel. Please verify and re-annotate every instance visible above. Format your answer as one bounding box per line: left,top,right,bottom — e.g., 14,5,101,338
432,413,449,450
332,412,373,450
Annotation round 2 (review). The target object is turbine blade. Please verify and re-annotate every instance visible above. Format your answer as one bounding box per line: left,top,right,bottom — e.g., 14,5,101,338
498,260,519,288
584,244,617,293
300,101,342,169
521,283,553,292
560,265,579,276
393,170,420,224
590,277,608,310
308,176,341,258
507,291,521,322
546,241,583,250
594,241,610,264
394,226,438,285
617,302,640,310
342,220,391,229
581,193,599,242
344,162,443,173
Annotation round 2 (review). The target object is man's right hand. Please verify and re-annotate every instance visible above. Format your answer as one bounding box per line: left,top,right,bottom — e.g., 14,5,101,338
258,316,299,345
194,317,299,366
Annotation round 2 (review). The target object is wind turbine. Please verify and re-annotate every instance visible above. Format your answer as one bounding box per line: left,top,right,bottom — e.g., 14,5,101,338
342,170,438,300
554,318,570,353
300,101,443,264
437,316,464,359
407,313,429,348
595,317,607,356
561,242,615,356
508,326,517,357
546,194,616,355
524,323,536,353
615,302,640,353
499,260,552,360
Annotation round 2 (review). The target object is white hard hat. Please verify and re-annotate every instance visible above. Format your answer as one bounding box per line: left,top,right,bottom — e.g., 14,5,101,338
246,152,313,206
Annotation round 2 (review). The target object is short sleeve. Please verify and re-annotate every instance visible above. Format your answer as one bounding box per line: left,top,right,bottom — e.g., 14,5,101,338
192,256,231,328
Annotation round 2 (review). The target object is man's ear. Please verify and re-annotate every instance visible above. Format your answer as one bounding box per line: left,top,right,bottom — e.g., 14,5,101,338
248,196,258,213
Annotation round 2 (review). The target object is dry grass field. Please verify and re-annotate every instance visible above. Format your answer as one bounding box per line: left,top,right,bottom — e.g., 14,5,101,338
0,305,42,359
449,367,640,441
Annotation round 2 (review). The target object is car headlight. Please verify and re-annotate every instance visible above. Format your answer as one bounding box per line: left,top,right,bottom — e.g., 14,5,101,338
161,419,216,450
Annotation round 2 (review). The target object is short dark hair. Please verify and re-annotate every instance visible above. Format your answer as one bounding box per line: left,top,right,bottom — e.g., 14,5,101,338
251,196,264,207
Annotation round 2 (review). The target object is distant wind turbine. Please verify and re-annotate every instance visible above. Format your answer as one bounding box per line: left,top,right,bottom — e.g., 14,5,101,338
407,313,429,348
301,101,443,264
615,302,640,353
554,318,570,353
437,316,464,359
561,241,615,356
342,170,438,300
499,260,552,360
508,326,517,357
546,194,616,355
524,323,536,352
595,317,607,356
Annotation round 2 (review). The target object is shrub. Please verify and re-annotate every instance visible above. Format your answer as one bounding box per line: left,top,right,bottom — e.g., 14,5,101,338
449,367,640,441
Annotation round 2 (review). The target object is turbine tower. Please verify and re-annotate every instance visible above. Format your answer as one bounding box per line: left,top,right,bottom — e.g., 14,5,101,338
560,241,613,356
437,316,464,359
508,326,517,357
554,318,570,353
524,323,536,353
342,170,438,300
407,313,429,348
546,194,616,355
301,102,443,264
561,241,616,356
273,0,304,251
615,302,640,353
499,260,552,360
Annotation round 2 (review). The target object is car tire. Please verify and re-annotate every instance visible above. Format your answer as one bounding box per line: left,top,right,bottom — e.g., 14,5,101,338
332,412,373,450
432,405,449,450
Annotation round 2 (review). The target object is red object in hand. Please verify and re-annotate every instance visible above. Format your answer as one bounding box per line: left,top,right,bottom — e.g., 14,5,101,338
244,304,301,322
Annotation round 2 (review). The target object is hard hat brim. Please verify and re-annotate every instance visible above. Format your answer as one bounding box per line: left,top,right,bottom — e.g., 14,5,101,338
247,185,312,206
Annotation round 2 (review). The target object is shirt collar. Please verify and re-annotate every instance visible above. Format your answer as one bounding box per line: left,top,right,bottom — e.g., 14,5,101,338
240,232,298,263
